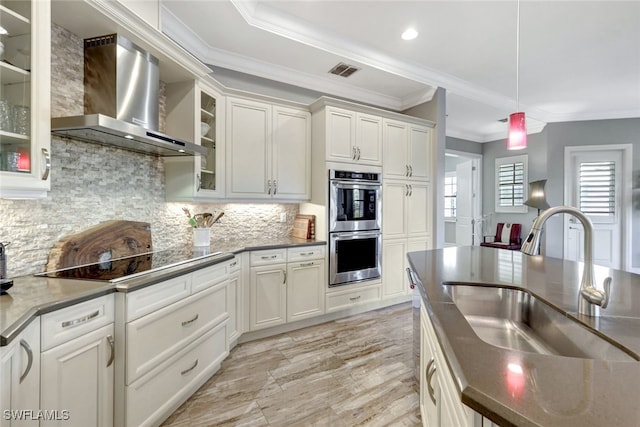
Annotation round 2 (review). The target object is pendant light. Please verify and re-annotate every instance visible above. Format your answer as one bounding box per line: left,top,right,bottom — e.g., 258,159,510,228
508,0,527,150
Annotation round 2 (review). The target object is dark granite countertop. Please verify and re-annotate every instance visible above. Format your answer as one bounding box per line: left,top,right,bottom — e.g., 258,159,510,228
1,238,325,346
407,246,640,427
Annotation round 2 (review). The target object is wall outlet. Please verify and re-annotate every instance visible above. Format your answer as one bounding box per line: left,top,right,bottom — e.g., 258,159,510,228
279,213,287,223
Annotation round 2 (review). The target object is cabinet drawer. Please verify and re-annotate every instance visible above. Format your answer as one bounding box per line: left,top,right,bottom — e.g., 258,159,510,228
41,295,114,351
126,282,228,384
126,322,228,427
227,256,241,273
326,284,381,313
191,262,228,294
126,274,192,322
250,248,286,266
287,245,325,262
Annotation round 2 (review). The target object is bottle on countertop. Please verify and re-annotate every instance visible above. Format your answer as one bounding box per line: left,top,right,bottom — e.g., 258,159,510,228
0,242,8,280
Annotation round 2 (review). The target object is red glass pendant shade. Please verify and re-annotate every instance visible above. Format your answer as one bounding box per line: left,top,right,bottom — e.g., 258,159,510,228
507,112,527,150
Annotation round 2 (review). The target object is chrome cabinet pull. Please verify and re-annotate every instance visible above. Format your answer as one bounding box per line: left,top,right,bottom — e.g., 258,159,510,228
409,165,413,177
349,295,361,301
106,335,115,367
405,184,409,196
300,262,314,267
41,148,51,180
356,147,361,160
19,339,33,384
267,179,272,195
181,359,198,376
406,165,410,177
282,270,287,284
261,254,278,260
299,251,314,256
273,180,277,195
426,358,437,404
230,261,237,267
352,146,357,160
409,185,413,197
61,310,100,328
181,314,199,327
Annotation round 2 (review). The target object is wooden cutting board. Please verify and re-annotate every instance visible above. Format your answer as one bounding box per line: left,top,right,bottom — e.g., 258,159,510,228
46,220,152,271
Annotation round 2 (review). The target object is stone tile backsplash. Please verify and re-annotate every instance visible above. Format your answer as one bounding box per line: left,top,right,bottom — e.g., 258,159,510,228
0,25,299,277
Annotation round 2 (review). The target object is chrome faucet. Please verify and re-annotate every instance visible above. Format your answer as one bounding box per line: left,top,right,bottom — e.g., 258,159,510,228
521,205,611,316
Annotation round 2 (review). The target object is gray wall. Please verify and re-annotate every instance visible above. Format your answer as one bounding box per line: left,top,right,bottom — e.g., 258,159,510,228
446,136,483,155
447,118,640,268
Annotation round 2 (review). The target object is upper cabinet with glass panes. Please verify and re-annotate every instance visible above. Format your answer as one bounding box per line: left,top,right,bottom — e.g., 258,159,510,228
0,0,51,198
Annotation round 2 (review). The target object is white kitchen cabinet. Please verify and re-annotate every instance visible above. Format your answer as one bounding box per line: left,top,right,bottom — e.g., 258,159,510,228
40,323,114,427
383,181,431,239
226,97,310,200
0,0,51,199
420,301,483,427
383,119,433,181
165,79,226,201
249,246,326,330
325,281,381,312
323,106,382,166
287,259,325,322
250,263,287,330
120,262,230,427
227,256,242,345
0,319,40,427
382,237,430,300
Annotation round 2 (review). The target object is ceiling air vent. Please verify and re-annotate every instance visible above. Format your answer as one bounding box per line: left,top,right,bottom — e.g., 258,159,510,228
329,62,360,78
498,117,509,123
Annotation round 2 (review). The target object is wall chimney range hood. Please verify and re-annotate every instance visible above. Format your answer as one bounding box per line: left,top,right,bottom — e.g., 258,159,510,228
51,34,206,157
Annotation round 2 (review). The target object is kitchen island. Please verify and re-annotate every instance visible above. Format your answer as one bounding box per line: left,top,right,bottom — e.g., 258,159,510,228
407,246,640,427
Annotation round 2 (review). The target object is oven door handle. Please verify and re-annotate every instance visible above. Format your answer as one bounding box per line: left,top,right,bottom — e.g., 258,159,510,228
330,181,381,190
330,230,381,240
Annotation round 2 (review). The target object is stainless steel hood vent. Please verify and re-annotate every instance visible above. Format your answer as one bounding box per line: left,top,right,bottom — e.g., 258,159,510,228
51,114,207,156
51,34,205,157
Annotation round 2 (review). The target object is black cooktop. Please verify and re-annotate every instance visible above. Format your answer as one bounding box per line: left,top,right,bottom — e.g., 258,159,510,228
37,248,222,283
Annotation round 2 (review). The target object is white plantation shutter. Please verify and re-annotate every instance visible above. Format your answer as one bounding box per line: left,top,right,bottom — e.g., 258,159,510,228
579,161,615,216
498,162,524,207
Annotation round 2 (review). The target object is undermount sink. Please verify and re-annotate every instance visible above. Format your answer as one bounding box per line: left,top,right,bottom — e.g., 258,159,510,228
445,283,639,362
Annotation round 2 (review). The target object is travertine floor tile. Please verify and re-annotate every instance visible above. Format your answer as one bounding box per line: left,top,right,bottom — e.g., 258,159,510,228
161,302,420,427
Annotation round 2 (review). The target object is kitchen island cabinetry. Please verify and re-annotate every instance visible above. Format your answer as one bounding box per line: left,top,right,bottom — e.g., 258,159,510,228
164,78,226,201
226,97,311,200
249,247,325,331
40,296,115,427
0,318,40,427
0,0,51,199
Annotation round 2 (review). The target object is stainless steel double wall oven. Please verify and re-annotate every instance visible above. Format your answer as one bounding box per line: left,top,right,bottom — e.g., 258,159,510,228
328,169,382,286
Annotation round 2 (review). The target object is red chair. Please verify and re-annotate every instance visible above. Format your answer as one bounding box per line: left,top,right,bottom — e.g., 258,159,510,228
480,223,522,250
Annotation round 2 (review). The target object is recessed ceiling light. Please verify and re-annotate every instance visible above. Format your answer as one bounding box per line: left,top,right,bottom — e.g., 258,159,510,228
401,28,418,41
124,134,134,139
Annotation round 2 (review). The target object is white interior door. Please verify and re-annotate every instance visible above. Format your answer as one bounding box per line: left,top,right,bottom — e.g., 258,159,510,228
564,149,623,269
455,160,474,246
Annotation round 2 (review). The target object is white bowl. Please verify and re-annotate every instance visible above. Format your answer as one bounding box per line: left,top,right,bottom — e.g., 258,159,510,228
200,122,211,136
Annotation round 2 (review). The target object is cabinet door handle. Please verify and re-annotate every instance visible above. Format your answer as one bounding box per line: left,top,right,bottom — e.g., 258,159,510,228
230,261,238,267
349,295,361,301
406,165,410,177
181,314,199,327
299,251,314,256
61,310,100,328
426,358,437,404
41,148,51,181
405,184,409,197
261,255,278,260
300,262,314,267
352,146,357,160
106,334,115,368
409,165,413,177
19,339,33,384
282,270,287,284
273,180,277,195
409,185,413,197
197,174,202,190
356,147,361,160
181,359,199,376
267,179,272,195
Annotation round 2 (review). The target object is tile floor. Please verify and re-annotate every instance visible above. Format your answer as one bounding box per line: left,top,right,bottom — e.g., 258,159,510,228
161,302,421,426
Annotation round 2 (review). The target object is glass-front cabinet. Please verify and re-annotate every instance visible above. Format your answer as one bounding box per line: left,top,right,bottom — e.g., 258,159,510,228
0,0,50,198
164,78,225,200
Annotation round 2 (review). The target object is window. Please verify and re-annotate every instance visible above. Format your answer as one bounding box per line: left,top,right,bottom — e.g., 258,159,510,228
495,155,528,213
444,173,457,218
579,161,615,217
